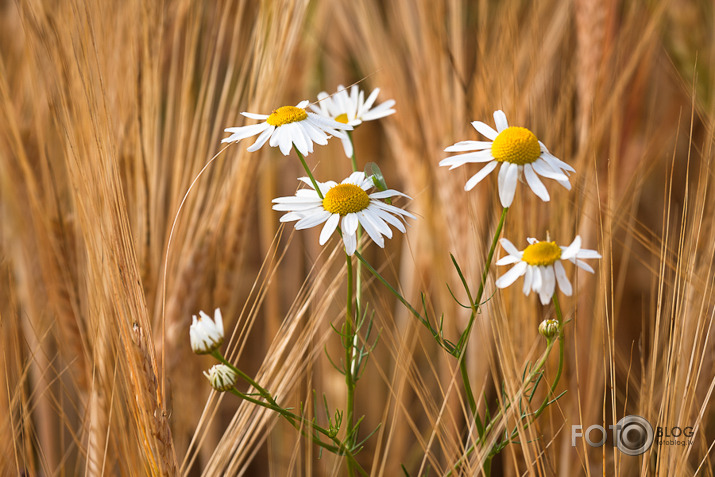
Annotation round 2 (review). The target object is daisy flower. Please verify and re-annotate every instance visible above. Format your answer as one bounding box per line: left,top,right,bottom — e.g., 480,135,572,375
222,100,353,156
495,236,601,305
190,308,224,354
310,85,396,157
440,110,575,207
272,171,415,256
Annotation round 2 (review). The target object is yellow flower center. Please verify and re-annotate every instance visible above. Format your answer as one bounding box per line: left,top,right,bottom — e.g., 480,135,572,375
522,241,562,266
323,184,370,215
491,127,541,165
334,113,349,124
266,106,308,126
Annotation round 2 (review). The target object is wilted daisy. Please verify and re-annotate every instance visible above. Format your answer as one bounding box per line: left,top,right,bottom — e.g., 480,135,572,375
272,171,414,256
495,236,601,305
310,85,396,157
440,110,575,207
190,308,224,354
222,100,353,156
204,364,238,392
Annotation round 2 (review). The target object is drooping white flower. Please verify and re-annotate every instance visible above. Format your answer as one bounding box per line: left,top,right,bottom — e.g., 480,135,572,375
310,85,395,157
440,110,575,207
222,100,352,156
272,172,414,256
190,308,224,354
204,364,237,392
496,236,601,304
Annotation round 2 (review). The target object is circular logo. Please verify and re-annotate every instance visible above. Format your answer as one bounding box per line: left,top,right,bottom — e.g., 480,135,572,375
615,415,654,456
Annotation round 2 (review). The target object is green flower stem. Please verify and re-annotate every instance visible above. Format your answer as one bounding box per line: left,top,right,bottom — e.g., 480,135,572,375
226,388,367,476
455,207,508,417
532,293,565,419
353,251,426,326
211,351,278,407
445,336,557,476
345,252,357,477
294,148,324,200
346,132,365,328
456,207,509,351
446,292,567,476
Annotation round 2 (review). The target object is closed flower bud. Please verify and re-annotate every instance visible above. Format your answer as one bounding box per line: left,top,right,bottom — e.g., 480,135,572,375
538,319,560,340
203,364,237,392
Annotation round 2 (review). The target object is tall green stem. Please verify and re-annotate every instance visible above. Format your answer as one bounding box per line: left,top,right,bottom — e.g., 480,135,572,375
295,148,324,199
456,207,508,416
345,253,356,477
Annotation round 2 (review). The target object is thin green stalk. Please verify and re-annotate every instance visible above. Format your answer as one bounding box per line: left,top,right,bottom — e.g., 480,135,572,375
226,388,368,476
533,293,565,418
445,337,557,476
455,207,508,418
295,148,324,199
346,132,365,325
345,253,357,477
456,207,508,352
211,351,279,407
446,292,567,476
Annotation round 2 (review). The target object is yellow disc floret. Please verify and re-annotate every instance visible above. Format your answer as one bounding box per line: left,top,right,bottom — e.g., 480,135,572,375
267,106,308,126
334,113,349,124
323,184,370,215
522,241,562,266
491,127,541,165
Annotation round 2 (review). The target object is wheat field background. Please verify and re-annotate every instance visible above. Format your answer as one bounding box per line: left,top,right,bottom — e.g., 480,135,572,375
1,0,714,475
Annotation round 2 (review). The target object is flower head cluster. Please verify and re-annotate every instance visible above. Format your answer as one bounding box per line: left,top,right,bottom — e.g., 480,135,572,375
310,85,396,157
495,236,601,304
441,110,574,207
222,100,353,156
204,364,237,392
190,308,224,354
272,172,414,256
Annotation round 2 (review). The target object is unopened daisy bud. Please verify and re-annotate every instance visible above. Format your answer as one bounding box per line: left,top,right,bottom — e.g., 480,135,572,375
203,364,237,392
190,308,224,354
538,319,560,340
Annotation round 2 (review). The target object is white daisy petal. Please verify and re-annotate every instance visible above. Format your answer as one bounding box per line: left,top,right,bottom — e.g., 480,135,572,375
444,141,492,152
368,205,406,233
319,214,340,245
247,126,275,151
471,120,498,140
496,255,521,266
465,161,498,191
493,110,509,132
295,210,331,229
499,238,521,257
531,158,569,181
496,261,528,288
561,236,582,260
343,232,358,256
241,112,270,120
523,266,533,295
523,164,550,202
342,213,359,235
542,266,556,298
573,259,595,273
498,163,519,207
358,211,385,247
554,261,572,295
222,123,270,143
